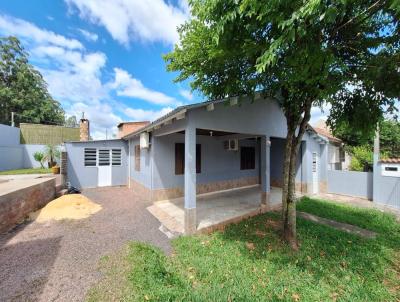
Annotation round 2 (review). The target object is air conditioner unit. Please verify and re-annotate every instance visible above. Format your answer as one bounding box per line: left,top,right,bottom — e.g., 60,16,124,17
140,132,150,149
224,139,238,151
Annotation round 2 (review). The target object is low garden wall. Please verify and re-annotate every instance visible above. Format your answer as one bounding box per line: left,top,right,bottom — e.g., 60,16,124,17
327,170,373,200
0,177,55,233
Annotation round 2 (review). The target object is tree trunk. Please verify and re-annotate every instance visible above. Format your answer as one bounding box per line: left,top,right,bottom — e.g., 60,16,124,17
281,101,312,250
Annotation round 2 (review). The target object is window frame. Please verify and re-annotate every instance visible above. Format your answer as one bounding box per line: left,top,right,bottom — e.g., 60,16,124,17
134,145,140,172
240,146,256,170
111,148,122,166
84,148,97,167
175,143,201,175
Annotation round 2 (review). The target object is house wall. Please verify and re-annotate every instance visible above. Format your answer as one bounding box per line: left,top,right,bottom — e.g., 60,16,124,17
327,170,373,199
65,140,128,189
128,97,325,197
153,133,260,188
269,137,305,190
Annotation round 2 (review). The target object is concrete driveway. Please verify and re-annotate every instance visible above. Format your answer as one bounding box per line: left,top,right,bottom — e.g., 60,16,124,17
0,187,171,302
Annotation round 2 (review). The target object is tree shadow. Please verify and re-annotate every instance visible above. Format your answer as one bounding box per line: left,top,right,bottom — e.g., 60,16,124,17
0,235,62,301
219,211,399,293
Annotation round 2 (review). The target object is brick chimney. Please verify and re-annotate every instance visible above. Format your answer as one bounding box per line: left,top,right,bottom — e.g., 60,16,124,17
79,113,90,141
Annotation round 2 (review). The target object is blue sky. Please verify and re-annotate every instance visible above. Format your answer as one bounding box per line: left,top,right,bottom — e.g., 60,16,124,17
0,0,201,138
0,0,329,139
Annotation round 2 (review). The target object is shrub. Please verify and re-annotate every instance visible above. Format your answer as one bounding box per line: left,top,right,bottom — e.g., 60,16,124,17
33,151,45,168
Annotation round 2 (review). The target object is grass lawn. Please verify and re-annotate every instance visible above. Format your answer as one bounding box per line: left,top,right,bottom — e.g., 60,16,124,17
88,198,400,302
0,168,52,175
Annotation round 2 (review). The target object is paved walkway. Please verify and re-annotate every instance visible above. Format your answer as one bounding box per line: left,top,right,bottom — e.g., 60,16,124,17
0,187,171,302
314,192,400,220
298,212,377,238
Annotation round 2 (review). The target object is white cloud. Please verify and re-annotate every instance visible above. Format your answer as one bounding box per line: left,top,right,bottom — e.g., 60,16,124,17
179,89,193,101
111,68,179,105
310,103,331,125
65,0,189,46
0,14,83,49
77,28,98,42
0,14,182,139
124,107,173,122
68,102,122,139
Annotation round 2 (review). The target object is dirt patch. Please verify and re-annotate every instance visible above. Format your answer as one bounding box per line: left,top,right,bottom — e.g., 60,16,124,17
29,194,102,223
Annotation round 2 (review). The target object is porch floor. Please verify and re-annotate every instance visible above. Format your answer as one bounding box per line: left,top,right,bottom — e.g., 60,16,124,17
147,185,282,234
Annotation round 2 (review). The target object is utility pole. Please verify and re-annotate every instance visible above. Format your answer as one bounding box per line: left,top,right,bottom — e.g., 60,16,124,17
372,125,380,203
106,129,108,139
11,112,15,127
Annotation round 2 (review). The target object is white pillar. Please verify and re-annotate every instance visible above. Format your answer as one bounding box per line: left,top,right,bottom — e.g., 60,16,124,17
184,124,196,234
372,127,380,202
261,136,271,207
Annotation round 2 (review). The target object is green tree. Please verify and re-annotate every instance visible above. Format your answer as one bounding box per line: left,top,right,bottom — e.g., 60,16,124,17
65,115,79,128
0,36,64,126
334,119,400,158
165,0,399,248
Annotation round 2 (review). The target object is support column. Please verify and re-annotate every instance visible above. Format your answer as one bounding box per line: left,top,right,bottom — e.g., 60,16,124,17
184,125,197,234
260,136,271,207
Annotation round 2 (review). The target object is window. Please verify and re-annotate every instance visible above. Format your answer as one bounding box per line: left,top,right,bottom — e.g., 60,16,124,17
112,149,122,166
98,149,110,166
84,148,97,167
135,145,140,171
175,143,201,175
240,146,255,170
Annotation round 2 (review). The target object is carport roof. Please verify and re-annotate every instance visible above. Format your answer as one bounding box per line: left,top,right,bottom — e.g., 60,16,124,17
122,97,237,140
122,93,326,141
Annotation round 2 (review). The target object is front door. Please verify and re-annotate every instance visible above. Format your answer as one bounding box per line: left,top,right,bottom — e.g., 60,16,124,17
98,149,111,187
312,152,318,194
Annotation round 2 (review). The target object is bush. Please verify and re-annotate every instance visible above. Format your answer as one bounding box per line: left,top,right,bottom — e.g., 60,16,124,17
349,145,372,171
33,151,45,168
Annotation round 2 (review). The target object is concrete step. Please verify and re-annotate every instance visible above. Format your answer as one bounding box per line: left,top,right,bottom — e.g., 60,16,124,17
56,189,68,198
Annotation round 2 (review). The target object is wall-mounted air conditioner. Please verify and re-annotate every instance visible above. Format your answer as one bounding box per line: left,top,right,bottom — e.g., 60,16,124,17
140,132,150,149
224,139,238,151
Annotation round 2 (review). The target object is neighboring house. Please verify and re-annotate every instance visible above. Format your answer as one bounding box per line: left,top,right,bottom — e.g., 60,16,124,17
66,95,334,232
312,120,351,171
117,121,150,138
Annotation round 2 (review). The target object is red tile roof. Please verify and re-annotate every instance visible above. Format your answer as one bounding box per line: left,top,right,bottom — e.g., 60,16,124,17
313,126,342,144
380,158,400,163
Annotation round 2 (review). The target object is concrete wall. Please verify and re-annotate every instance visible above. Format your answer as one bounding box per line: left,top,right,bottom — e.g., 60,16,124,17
65,139,128,189
0,146,24,171
0,177,55,233
0,124,20,146
373,163,400,209
327,170,373,199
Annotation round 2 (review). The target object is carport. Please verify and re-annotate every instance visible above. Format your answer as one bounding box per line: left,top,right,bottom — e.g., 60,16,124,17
147,185,282,234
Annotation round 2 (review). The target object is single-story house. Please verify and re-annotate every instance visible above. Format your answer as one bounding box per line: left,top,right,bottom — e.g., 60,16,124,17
65,95,334,233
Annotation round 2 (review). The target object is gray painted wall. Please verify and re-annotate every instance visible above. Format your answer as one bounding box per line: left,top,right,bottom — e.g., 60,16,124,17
149,133,260,190
327,170,373,199
374,163,400,209
0,146,24,171
0,124,20,146
66,140,128,189
129,137,152,188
